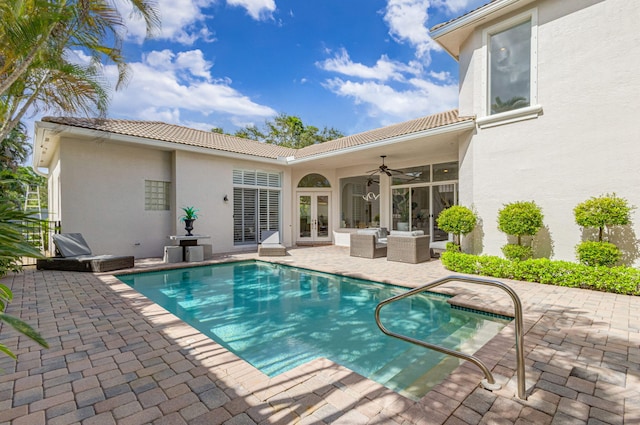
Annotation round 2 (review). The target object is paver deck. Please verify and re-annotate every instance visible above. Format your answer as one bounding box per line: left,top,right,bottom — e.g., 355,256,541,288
1,245,639,424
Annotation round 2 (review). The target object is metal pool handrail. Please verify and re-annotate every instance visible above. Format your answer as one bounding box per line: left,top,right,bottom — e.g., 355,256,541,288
374,275,526,400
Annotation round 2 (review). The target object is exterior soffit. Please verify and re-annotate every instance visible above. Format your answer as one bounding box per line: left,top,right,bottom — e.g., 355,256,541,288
431,0,535,59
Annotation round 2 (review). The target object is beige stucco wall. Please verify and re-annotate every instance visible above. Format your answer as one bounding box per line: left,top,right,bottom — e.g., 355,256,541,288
52,137,292,258
457,0,640,264
173,151,291,253
57,138,173,258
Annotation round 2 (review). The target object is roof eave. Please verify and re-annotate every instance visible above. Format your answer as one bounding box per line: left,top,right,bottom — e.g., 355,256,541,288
431,0,527,59
35,121,289,166
287,119,476,165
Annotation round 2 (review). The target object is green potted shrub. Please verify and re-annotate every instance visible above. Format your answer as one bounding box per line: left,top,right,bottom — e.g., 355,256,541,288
573,193,633,266
498,201,543,261
436,205,477,252
180,206,199,236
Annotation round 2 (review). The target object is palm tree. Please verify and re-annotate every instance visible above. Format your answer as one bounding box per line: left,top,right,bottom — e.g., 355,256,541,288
0,0,160,141
0,122,30,171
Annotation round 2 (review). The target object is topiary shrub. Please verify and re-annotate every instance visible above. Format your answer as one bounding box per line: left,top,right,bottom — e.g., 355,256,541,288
576,241,621,267
445,242,461,252
501,243,533,261
497,201,543,259
436,205,477,250
574,193,633,242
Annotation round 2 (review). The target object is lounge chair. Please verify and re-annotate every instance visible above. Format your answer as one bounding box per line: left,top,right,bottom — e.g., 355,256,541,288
258,230,286,256
386,230,430,264
36,233,134,272
350,229,387,258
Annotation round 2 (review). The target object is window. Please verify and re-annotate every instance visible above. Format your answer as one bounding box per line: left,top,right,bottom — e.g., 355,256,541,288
233,170,281,244
489,19,531,114
340,176,379,228
479,10,540,127
145,180,170,210
298,173,331,188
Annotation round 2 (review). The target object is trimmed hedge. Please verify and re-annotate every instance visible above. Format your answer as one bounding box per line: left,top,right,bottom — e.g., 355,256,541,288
441,251,640,295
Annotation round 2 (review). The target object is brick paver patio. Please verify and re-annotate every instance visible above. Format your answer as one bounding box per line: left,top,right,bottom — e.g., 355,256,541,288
0,246,638,424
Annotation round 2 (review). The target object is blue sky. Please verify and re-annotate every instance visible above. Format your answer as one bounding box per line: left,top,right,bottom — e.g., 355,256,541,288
69,0,487,137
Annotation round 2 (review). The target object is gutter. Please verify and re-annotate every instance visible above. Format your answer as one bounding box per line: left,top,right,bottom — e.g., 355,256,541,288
430,0,523,39
287,120,476,165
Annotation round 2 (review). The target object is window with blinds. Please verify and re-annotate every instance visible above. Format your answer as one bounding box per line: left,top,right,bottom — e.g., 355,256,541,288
233,170,281,244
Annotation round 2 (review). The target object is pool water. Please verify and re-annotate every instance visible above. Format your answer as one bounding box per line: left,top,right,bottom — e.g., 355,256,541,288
118,261,509,400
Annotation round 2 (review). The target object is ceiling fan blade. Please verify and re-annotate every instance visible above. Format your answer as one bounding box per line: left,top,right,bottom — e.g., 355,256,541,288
385,170,392,176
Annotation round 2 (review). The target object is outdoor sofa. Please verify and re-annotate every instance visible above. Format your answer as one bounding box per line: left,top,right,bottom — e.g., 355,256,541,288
36,233,134,272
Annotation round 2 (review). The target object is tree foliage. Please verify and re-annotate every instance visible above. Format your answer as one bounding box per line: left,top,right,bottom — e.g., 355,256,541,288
0,122,30,170
436,205,477,249
0,0,161,141
497,201,544,246
491,96,528,114
574,193,633,242
233,113,344,148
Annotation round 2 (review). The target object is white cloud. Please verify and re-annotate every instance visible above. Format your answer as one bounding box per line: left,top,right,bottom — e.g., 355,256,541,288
317,49,422,82
105,49,276,126
116,0,216,45
383,0,441,64
429,70,451,81
432,0,486,14
226,0,276,21
323,77,458,119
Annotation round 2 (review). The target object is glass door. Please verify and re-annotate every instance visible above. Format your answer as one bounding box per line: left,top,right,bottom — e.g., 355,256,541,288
297,192,331,243
432,183,456,242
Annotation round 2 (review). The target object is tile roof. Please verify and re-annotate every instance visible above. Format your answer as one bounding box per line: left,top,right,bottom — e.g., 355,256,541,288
42,116,297,160
42,110,474,161
295,109,473,159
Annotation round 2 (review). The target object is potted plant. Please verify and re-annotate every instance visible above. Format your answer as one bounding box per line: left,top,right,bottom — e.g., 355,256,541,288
180,206,199,236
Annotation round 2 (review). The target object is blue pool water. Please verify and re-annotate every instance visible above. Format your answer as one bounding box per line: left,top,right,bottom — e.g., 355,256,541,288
118,261,509,399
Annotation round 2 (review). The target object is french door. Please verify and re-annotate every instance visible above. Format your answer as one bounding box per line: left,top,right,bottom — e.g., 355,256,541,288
391,183,456,243
233,188,280,244
297,192,331,244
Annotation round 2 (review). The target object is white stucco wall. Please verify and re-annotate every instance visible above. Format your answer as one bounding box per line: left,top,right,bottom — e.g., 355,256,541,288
457,0,640,264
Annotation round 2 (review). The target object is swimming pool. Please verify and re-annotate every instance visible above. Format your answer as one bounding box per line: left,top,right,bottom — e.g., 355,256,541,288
118,261,509,400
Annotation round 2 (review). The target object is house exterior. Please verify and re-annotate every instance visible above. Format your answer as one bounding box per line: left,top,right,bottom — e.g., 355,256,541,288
33,0,640,265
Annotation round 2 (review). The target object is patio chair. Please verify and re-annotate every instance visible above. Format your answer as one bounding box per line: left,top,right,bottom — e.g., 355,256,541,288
258,230,286,256
36,233,134,272
350,229,387,258
387,230,430,264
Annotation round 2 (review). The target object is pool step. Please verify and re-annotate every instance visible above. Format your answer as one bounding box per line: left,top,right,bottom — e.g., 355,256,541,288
371,320,501,399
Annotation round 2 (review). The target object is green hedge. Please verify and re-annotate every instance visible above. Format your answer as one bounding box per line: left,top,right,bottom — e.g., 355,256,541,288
441,251,640,295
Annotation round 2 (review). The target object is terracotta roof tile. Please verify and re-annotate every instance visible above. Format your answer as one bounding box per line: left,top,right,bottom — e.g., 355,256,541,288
295,109,474,158
42,110,474,161
42,116,297,160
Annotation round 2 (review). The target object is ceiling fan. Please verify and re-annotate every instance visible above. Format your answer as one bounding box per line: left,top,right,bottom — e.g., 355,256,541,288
367,155,403,177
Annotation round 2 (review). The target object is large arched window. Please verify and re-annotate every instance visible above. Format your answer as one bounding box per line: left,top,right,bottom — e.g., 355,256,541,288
297,173,331,188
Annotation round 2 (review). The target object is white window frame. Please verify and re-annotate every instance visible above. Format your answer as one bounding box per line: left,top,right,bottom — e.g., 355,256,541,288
478,9,542,129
